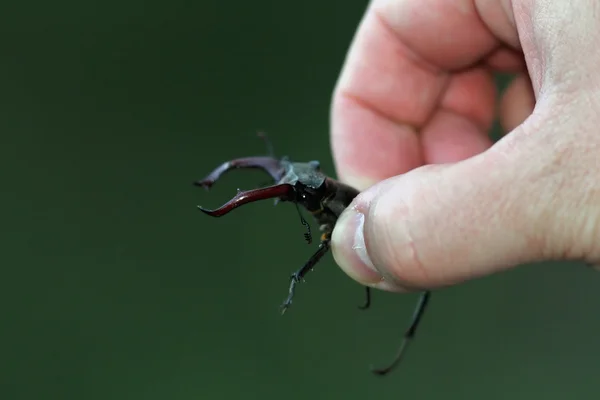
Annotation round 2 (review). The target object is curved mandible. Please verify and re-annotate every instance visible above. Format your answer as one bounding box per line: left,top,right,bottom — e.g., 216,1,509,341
194,157,286,189
197,183,296,217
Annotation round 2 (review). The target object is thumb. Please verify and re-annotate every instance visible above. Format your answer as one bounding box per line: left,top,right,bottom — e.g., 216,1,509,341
330,143,561,292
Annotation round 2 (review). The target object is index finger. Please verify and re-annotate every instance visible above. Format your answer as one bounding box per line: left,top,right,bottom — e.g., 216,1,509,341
330,0,508,189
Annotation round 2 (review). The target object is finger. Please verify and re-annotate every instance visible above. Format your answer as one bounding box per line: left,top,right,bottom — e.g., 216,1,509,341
330,145,546,290
331,0,517,189
499,73,535,133
421,67,496,163
330,94,423,191
377,0,512,69
485,47,526,72
420,110,494,164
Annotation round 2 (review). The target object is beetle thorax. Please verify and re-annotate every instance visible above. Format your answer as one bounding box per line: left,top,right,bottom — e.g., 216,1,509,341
278,160,326,189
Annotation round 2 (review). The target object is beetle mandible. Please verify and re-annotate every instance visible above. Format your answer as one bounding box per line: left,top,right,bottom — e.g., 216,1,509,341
194,134,431,375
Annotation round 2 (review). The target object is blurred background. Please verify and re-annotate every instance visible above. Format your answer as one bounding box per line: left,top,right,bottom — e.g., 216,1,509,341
1,1,599,399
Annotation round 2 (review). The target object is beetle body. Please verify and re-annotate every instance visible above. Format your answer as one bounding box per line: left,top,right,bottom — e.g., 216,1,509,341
195,138,430,376
281,159,360,237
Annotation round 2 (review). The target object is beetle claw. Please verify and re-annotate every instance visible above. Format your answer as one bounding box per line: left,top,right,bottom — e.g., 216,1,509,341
279,301,291,315
194,157,286,191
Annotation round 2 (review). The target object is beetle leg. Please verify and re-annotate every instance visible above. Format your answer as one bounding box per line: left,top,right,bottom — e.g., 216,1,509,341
198,183,296,217
256,131,275,157
194,157,285,189
370,290,431,375
279,233,331,314
358,287,371,310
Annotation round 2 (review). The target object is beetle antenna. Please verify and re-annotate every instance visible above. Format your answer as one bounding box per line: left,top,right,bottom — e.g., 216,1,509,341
370,291,431,375
294,202,312,244
257,131,275,157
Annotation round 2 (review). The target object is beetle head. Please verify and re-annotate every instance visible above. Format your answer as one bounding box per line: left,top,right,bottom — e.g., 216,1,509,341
195,156,327,217
277,160,327,212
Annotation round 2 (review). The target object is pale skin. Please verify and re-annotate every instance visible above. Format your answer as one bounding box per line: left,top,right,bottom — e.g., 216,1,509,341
329,0,600,292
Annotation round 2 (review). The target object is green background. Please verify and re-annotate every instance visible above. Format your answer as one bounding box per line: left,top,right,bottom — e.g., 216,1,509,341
2,1,599,399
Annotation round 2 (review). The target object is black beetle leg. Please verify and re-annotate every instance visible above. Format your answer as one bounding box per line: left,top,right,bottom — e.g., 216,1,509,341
358,287,371,310
280,233,331,314
256,131,275,157
370,290,431,375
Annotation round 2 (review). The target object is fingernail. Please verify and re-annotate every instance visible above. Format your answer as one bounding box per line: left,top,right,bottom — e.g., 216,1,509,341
331,208,383,285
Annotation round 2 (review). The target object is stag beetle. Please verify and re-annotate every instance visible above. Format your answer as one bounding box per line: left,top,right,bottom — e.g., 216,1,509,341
194,134,431,376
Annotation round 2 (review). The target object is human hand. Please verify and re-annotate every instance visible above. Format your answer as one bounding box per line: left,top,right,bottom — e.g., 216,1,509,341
329,0,600,292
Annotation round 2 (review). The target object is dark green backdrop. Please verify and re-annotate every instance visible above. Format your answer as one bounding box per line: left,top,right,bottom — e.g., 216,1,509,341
2,1,599,399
